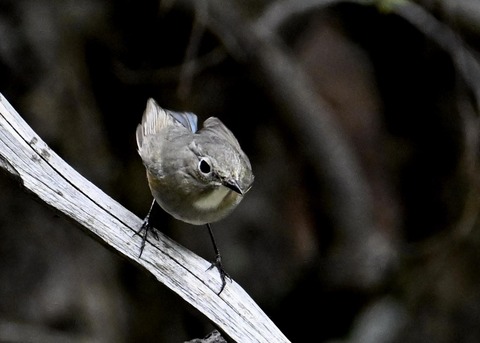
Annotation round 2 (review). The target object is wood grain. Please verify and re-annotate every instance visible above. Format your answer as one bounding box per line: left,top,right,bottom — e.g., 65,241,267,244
0,93,290,343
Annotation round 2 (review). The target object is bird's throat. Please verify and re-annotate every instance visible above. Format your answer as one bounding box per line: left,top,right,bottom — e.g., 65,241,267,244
193,186,233,210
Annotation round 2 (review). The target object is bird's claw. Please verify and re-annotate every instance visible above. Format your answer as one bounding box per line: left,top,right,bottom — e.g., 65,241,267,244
135,217,159,258
207,255,231,295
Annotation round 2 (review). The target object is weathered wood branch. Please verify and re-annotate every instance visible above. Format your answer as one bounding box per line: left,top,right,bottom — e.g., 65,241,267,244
0,93,290,343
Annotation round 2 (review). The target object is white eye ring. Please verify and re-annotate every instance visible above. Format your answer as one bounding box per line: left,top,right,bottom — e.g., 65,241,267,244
198,158,212,175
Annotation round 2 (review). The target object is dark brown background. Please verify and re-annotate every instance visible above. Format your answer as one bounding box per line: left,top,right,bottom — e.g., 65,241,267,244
1,0,480,342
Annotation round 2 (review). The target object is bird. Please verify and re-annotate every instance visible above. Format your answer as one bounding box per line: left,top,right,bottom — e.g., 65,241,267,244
136,98,254,294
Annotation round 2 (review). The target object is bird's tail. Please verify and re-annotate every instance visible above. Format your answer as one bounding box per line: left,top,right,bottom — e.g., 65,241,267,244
136,98,198,149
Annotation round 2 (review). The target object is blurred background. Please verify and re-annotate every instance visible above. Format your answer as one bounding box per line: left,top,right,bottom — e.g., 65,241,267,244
1,0,480,342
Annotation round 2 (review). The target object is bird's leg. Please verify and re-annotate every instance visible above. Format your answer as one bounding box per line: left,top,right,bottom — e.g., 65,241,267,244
135,199,159,257
206,223,231,294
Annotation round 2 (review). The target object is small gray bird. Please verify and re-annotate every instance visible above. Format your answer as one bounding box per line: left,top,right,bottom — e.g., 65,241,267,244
136,98,254,293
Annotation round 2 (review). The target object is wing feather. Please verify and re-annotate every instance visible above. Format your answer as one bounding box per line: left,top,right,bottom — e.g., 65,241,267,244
198,117,243,152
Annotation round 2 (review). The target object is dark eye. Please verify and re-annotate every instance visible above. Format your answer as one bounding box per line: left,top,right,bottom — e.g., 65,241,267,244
198,159,211,174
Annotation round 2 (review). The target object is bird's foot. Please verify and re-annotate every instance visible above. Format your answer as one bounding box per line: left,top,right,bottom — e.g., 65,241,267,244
207,254,232,295
135,216,159,258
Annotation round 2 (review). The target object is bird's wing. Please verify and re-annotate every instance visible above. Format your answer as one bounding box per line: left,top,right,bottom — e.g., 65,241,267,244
136,98,198,149
198,117,243,151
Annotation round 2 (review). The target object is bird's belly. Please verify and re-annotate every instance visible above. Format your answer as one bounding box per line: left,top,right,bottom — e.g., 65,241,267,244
149,175,241,225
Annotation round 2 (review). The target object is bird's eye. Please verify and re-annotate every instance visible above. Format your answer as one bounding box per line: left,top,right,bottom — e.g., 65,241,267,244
198,159,212,174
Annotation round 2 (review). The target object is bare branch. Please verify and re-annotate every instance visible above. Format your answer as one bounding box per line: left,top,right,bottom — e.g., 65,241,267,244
417,0,480,38
0,93,290,343
255,0,344,35
178,0,209,99
202,0,480,288
393,1,480,111
258,0,480,112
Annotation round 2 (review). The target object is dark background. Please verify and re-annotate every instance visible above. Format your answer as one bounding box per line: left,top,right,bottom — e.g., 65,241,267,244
1,0,480,342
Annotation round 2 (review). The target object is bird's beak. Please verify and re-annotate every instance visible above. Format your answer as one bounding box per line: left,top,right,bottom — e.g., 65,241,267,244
223,179,243,195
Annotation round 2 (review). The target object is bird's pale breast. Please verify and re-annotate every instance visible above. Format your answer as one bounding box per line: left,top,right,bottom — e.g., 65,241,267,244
193,186,232,210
